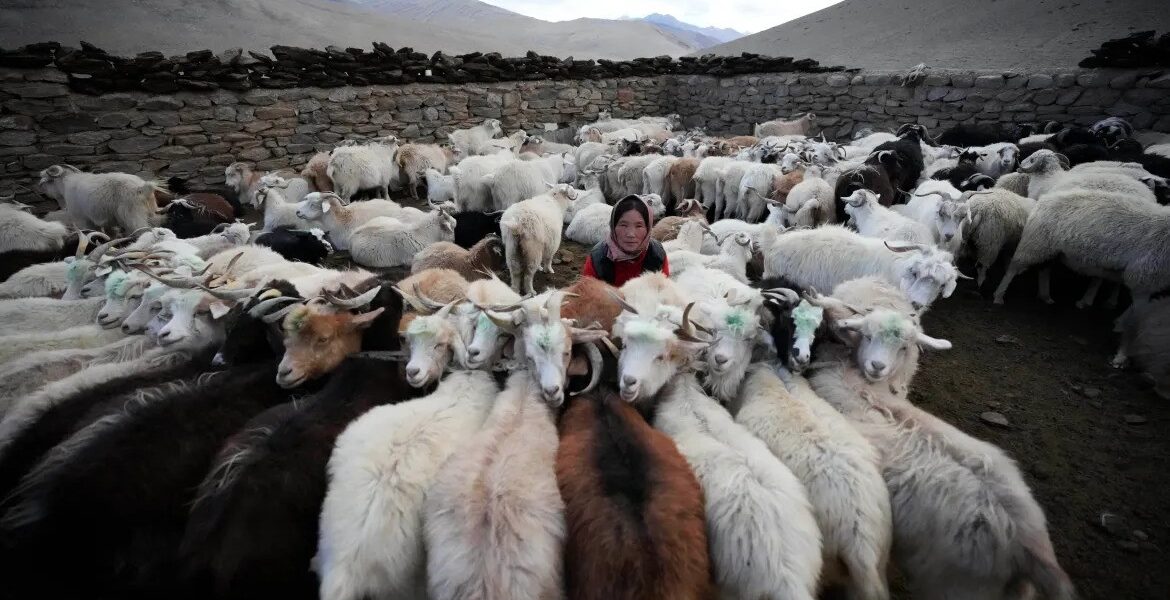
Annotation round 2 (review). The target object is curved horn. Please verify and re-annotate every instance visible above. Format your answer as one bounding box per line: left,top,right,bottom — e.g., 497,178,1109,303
883,241,926,253
87,233,136,261
326,285,382,310
261,303,302,324
570,340,605,396
955,271,975,280
131,264,201,289
248,296,302,318
201,284,262,300
762,287,800,306
609,290,640,315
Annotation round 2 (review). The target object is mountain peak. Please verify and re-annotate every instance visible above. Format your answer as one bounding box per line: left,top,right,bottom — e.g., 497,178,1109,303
636,13,746,44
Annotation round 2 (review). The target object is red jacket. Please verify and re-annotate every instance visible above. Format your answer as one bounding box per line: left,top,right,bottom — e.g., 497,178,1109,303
582,241,670,287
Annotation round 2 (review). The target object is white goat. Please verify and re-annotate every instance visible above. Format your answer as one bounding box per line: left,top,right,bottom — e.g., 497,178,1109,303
957,189,1034,285
448,119,503,156
760,225,959,310
485,153,573,210
844,190,935,246
424,370,565,600
499,185,575,294
0,204,68,253
669,231,755,283
328,138,400,200
348,208,457,269
754,113,818,137
253,183,310,232
448,154,514,212
295,192,422,251
642,155,678,197
613,305,822,600
732,366,892,600
315,371,497,600
424,168,456,205
38,165,160,233
780,164,835,227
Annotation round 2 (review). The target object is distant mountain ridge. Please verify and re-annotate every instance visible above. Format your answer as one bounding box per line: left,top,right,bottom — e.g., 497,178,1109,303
638,13,745,44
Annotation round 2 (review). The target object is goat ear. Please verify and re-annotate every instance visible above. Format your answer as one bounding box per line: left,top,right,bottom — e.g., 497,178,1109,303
349,307,386,329
320,200,331,213
209,301,233,320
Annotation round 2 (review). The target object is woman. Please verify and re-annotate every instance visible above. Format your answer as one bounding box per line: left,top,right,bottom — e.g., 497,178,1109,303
582,195,670,287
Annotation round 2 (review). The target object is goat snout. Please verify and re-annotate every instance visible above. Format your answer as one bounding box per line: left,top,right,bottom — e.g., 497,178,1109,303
865,360,888,380
542,384,562,403
712,353,729,366
943,233,954,241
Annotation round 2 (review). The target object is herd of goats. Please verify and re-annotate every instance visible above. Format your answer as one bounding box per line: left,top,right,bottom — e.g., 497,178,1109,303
0,105,1168,600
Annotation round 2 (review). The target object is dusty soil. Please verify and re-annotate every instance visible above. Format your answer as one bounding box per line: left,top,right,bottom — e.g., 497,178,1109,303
336,191,1169,598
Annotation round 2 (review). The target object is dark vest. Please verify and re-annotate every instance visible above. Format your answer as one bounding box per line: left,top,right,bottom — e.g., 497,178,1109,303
589,240,666,284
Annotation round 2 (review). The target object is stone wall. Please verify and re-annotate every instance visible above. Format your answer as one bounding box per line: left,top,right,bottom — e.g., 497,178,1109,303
3,64,1169,210
673,68,1170,140
0,68,668,208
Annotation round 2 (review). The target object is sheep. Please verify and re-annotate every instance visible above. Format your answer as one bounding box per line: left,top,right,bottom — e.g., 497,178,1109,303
410,235,504,281
37,165,161,234
555,389,713,600
315,370,497,600
754,112,818,137
254,227,332,265
486,153,574,209
804,314,1073,600
566,193,666,247
954,188,1034,285
499,184,575,294
0,203,68,255
424,168,456,205
844,189,935,246
612,304,823,600
396,143,453,199
448,154,514,212
294,191,422,251
731,366,892,600
348,207,458,269
669,231,755,283
994,187,1170,309
760,225,959,310
424,369,566,600
448,118,503,155
328,138,400,200
300,151,334,193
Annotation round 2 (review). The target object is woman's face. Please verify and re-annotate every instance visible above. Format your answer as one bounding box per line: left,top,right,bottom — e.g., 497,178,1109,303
614,209,647,253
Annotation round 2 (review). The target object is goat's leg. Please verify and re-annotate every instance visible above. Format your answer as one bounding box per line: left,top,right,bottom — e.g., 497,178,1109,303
523,263,537,296
976,263,988,287
1106,283,1122,309
1036,268,1054,304
993,263,1026,304
1076,278,1102,309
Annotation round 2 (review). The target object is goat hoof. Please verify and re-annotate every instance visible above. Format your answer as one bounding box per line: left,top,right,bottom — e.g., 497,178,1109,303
1040,297,1055,305
992,297,1005,305
1075,301,1089,309
1110,356,1129,369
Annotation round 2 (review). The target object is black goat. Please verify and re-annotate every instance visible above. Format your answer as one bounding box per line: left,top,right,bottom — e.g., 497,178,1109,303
937,123,1030,147
1018,140,1059,161
254,227,332,264
160,194,236,239
0,230,80,282
865,138,923,203
1108,139,1170,179
931,149,981,188
832,165,896,224
754,277,828,372
453,209,504,249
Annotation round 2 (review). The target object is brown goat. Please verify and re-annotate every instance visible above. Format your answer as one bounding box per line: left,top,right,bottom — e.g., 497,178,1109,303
663,157,698,206
556,390,713,600
559,276,624,333
395,267,470,333
396,143,453,200
410,235,505,281
652,199,707,242
725,135,760,147
300,152,334,193
275,300,384,388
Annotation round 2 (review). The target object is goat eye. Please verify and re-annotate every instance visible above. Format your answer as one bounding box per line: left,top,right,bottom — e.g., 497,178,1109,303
655,354,665,362
316,336,330,345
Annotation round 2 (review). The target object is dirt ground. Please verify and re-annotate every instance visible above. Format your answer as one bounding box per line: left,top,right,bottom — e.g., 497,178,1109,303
341,191,1168,598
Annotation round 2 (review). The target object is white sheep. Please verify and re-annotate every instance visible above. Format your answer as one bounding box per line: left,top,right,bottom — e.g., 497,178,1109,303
843,190,935,246
447,118,503,155
485,153,574,210
328,138,400,200
295,192,422,251
994,187,1170,315
760,225,959,310
565,193,666,247
0,203,68,253
499,184,576,294
348,207,457,269
424,371,565,600
448,154,514,212
315,371,497,600
955,189,1034,285
732,366,892,600
37,165,161,234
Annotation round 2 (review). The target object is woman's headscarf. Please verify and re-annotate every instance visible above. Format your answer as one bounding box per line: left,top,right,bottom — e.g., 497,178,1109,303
605,195,654,262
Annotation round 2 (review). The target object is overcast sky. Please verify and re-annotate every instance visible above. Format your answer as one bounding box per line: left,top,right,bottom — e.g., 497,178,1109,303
478,0,844,34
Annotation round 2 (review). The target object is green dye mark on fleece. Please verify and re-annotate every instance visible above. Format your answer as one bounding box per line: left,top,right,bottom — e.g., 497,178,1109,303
792,301,823,338
878,313,909,344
